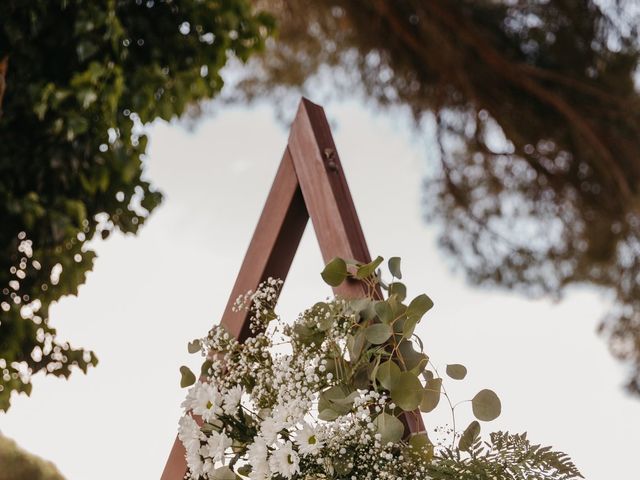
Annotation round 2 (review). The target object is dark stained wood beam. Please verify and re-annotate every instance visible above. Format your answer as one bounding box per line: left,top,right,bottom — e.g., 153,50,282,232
161,98,423,479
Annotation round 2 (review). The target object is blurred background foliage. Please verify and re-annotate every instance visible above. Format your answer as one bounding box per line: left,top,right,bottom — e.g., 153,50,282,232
228,0,640,396
0,0,272,412
0,434,66,480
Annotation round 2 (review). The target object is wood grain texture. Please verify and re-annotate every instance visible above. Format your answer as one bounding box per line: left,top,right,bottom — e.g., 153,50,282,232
288,98,372,299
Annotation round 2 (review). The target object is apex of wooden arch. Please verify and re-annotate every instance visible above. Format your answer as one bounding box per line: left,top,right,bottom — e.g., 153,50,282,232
161,98,422,479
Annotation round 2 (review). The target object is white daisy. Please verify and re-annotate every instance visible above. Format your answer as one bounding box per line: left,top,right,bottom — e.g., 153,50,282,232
294,422,323,455
269,441,300,479
185,449,204,478
246,436,270,480
260,416,282,445
202,430,232,463
177,414,203,455
223,385,243,416
189,382,223,422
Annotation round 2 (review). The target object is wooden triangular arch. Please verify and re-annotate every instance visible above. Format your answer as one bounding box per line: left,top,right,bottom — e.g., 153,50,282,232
161,98,423,479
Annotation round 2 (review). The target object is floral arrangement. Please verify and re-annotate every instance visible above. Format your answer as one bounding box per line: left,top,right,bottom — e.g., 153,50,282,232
177,256,582,480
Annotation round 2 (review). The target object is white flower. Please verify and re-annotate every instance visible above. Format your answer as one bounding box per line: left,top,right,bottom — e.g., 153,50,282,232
223,385,243,416
295,422,323,455
246,436,270,480
181,382,204,411
187,382,223,422
185,449,204,478
201,430,232,463
260,416,282,445
269,441,300,479
178,414,203,455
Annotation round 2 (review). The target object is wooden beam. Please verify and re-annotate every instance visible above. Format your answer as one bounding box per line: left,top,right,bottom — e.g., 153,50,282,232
161,98,423,479
161,150,308,479
219,149,309,342
288,99,373,299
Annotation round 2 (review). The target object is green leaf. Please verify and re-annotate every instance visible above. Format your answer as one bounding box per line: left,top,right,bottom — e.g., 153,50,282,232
408,432,433,460
445,364,467,380
390,371,423,411
364,323,393,344
187,339,201,354
200,359,213,377
355,255,384,279
237,465,252,476
472,389,501,421
334,457,353,476
409,432,432,450
318,408,340,421
420,378,442,412
318,384,356,418
459,420,481,451
373,412,404,445
347,330,366,361
388,282,407,301
388,257,402,279
407,294,434,320
180,366,196,388
402,315,419,339
374,301,394,324
376,360,401,390
398,340,428,374
321,257,348,286
211,466,238,480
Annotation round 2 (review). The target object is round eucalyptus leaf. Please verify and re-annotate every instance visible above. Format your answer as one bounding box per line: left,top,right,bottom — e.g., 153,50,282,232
472,389,501,421
388,257,402,279
446,364,468,380
420,378,442,412
318,408,340,421
388,282,407,301
390,371,423,411
364,324,393,344
179,366,196,388
459,420,481,451
321,257,348,286
376,360,401,390
373,412,404,445
374,300,394,324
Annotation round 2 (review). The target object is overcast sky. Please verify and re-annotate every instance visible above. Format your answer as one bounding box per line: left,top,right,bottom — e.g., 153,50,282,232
1,99,638,479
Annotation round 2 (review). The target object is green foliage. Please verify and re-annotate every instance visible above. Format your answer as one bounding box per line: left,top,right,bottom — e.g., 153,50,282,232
472,389,502,422
180,365,196,388
446,364,468,380
432,432,583,480
318,255,501,425
182,256,582,479
0,0,272,411
0,434,66,480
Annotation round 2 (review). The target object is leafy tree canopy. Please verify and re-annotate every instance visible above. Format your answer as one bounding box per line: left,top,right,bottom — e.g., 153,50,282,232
0,0,272,411
231,0,640,395
0,434,66,480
